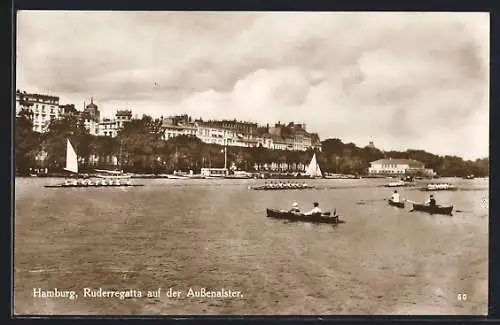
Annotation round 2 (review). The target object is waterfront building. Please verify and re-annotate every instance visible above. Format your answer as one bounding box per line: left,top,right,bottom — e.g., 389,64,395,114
16,90,61,133
197,119,258,137
310,133,322,151
161,115,197,140
368,158,426,175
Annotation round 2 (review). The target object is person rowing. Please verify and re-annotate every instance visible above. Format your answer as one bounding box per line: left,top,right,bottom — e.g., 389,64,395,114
425,194,437,207
304,202,322,216
391,190,401,203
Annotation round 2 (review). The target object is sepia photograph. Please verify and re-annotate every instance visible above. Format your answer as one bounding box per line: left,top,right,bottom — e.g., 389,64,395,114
14,11,489,315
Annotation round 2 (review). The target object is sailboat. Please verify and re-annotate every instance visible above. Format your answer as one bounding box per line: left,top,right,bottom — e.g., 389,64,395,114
304,153,323,179
44,138,143,188
63,138,79,174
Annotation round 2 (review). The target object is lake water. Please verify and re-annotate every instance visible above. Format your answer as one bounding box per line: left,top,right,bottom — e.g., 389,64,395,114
14,177,489,315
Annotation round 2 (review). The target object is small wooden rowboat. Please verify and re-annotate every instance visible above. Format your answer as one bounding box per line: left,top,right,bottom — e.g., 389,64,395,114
266,208,344,224
411,203,453,215
388,199,405,208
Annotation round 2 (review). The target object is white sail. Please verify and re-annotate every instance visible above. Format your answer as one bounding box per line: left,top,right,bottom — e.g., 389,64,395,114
63,139,78,174
305,153,322,178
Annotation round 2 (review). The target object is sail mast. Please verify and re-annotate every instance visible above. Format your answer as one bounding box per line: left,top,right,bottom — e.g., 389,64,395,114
224,138,227,171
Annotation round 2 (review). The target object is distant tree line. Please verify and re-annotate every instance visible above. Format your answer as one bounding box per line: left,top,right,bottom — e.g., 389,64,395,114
15,111,489,177
319,138,488,177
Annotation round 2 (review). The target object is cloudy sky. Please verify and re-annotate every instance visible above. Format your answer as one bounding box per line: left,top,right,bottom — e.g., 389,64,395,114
16,11,489,160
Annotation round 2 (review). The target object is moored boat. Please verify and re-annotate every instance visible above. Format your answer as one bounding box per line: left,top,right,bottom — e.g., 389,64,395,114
384,181,411,188
411,203,453,215
44,139,143,188
266,208,343,224
167,174,189,179
95,173,132,180
388,199,405,208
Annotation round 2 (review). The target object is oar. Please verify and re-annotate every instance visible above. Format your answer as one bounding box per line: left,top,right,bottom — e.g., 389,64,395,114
356,198,387,204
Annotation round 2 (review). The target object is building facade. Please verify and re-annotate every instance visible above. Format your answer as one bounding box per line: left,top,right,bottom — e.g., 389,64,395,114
16,90,61,133
81,98,100,136
159,118,322,151
16,90,323,150
161,115,197,140
98,110,133,137
197,119,258,137
368,158,427,175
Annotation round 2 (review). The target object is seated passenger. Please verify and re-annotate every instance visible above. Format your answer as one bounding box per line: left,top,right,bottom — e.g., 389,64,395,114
304,202,322,216
289,202,300,213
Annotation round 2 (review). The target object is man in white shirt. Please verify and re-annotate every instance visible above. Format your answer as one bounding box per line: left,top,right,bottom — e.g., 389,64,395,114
391,190,400,203
304,202,322,216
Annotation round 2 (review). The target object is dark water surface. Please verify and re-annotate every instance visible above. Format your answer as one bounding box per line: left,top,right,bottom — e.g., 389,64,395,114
14,177,488,315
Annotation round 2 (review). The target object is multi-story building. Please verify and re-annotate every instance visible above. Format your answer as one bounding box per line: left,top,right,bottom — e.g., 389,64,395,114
161,115,197,140
310,133,322,151
98,110,133,137
99,118,118,137
115,110,133,129
158,116,322,151
81,98,100,136
271,136,290,150
260,122,320,151
197,119,258,137
195,123,231,146
16,90,61,133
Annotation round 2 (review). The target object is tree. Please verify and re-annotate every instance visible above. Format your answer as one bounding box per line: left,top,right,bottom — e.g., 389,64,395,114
15,109,39,174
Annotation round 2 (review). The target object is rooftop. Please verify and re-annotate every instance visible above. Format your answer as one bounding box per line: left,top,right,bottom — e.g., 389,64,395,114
371,158,424,168
16,90,59,101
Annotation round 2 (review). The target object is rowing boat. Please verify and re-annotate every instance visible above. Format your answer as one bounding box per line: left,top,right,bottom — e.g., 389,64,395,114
420,183,457,191
44,184,144,188
411,203,453,215
388,199,405,208
251,184,315,190
266,208,344,224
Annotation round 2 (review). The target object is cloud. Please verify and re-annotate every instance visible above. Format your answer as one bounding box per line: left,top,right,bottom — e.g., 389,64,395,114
16,11,489,160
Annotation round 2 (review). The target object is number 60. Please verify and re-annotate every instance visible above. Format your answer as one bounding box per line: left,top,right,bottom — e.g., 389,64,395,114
457,293,468,301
